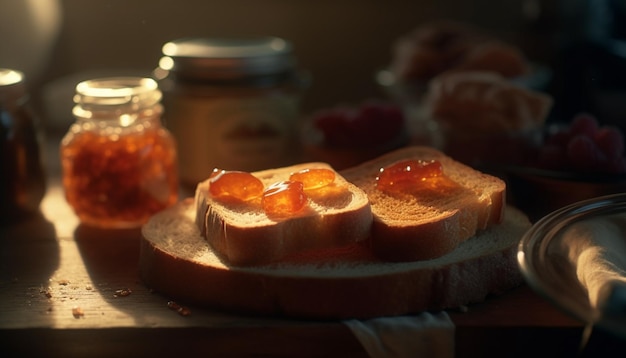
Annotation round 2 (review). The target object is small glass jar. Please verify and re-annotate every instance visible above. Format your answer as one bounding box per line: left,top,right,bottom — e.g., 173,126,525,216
154,36,309,187
0,69,46,223
60,77,179,229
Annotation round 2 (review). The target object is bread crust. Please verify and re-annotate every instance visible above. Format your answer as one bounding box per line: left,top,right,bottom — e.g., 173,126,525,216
139,199,529,320
340,146,506,262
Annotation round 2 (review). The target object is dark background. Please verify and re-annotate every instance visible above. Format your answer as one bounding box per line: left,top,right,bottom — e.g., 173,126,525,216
2,0,626,132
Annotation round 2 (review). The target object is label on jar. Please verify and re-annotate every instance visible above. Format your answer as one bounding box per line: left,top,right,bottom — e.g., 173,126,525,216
165,95,302,185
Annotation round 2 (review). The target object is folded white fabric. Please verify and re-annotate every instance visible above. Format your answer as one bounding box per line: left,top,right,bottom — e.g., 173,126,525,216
562,215,626,314
343,311,455,358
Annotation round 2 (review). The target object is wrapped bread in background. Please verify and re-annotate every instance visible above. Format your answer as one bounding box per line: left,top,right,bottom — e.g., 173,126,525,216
427,71,552,133
425,70,553,168
390,20,529,85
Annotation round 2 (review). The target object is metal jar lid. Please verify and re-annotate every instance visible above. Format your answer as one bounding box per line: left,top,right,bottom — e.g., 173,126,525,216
72,77,162,118
158,36,296,81
0,69,27,103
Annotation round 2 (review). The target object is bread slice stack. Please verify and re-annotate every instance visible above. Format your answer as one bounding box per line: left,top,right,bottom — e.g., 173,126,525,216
139,146,530,319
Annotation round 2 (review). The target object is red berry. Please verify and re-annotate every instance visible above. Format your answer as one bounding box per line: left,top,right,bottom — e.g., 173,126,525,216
594,126,625,160
544,128,570,147
533,112,626,174
605,157,626,173
568,113,599,138
566,135,604,171
311,101,405,147
313,108,354,146
537,145,567,170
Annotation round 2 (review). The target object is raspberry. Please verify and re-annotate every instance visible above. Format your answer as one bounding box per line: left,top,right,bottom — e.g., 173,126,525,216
544,129,570,147
311,100,405,147
568,113,599,137
566,135,604,171
532,113,625,174
594,126,624,160
536,144,566,170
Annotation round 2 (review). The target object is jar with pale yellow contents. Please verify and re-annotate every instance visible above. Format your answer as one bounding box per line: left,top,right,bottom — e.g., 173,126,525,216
60,77,179,229
153,36,309,187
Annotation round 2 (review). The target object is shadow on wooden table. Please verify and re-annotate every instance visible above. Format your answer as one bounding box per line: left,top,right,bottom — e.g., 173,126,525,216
73,224,145,299
0,211,59,326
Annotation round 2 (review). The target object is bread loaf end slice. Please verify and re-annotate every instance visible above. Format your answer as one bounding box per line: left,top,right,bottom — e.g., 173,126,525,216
140,199,529,319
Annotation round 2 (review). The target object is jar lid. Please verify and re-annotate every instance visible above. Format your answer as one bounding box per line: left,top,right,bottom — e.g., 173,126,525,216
73,77,162,117
158,37,296,80
0,68,27,103
0,68,23,87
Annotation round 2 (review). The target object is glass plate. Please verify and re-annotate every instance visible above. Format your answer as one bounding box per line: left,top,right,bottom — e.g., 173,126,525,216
518,193,626,339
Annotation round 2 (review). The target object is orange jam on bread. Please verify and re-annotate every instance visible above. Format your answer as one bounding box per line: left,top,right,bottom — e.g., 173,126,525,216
376,159,443,193
209,169,264,201
262,180,307,217
208,167,337,216
289,168,336,190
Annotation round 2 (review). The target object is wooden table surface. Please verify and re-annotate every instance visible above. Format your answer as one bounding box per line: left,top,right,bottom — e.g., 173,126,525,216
0,137,590,357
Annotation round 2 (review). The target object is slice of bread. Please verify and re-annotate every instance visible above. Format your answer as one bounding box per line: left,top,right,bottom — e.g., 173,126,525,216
340,146,506,262
194,162,373,266
139,199,529,319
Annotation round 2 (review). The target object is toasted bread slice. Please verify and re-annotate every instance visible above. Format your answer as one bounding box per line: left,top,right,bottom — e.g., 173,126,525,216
139,199,529,319
340,146,506,262
194,162,373,266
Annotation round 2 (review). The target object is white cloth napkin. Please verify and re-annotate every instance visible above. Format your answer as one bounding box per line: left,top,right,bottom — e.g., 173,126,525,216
562,215,626,312
343,311,455,358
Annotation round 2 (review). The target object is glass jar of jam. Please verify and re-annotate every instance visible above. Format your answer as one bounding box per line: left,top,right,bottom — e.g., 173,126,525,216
153,36,309,187
60,77,179,229
0,69,46,224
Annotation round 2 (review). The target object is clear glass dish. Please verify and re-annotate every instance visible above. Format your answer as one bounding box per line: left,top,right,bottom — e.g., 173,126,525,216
518,193,626,339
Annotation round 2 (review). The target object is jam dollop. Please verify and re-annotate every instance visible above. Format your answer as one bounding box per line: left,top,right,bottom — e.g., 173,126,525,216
209,169,264,201
262,180,307,217
209,167,337,217
376,159,443,193
289,168,336,190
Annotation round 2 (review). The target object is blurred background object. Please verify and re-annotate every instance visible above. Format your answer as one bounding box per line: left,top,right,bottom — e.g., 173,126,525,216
2,0,625,156
154,36,308,184
0,0,62,85
0,69,47,223
0,0,557,131
550,0,626,133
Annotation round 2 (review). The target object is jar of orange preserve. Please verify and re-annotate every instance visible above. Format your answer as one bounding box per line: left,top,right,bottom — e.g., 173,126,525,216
60,77,179,228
